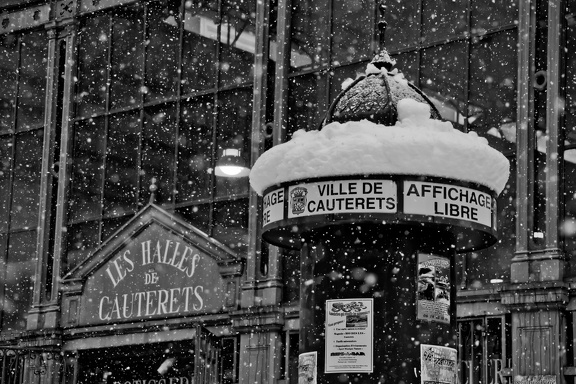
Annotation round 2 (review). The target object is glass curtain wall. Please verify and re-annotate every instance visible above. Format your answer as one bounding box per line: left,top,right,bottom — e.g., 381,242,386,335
386,0,518,288
562,2,576,276
66,0,256,273
0,30,48,332
284,0,518,295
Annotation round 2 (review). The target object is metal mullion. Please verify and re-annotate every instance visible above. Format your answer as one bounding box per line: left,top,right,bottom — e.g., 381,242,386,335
544,0,565,252
482,317,488,384
5,35,23,237
463,0,472,133
172,0,185,208
209,0,224,237
0,35,23,326
273,0,292,145
99,13,114,244
137,3,152,205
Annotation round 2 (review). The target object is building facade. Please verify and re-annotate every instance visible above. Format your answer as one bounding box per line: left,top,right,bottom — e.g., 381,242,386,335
0,0,572,383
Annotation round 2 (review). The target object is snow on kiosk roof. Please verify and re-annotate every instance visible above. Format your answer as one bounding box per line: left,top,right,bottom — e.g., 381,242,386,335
250,55,510,252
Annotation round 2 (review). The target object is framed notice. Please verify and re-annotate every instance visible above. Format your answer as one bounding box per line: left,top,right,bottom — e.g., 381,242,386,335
420,344,457,384
325,299,373,373
416,253,451,324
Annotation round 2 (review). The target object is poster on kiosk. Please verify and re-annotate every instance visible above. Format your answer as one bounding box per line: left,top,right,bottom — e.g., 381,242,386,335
325,298,374,373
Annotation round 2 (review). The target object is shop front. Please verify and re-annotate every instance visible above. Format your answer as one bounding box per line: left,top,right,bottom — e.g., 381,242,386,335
59,203,244,384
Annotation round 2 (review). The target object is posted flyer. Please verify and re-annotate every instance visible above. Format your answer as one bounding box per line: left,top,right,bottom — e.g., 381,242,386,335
416,253,451,324
325,298,373,373
298,352,317,384
420,344,457,384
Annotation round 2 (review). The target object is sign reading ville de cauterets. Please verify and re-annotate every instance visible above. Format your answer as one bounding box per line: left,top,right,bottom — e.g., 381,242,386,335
79,223,227,325
262,177,495,230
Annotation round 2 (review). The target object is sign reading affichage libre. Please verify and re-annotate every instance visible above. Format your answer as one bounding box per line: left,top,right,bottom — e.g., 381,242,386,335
325,299,373,373
403,181,493,228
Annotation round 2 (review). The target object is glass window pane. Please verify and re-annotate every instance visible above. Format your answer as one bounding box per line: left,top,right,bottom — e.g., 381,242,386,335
104,112,140,216
2,230,35,331
565,13,576,145
391,51,418,84
177,98,214,202
468,31,517,136
215,89,252,197
145,0,180,102
102,216,132,242
563,152,576,275
176,203,211,233
385,0,420,50
465,159,516,288
219,0,256,87
290,0,330,71
213,199,248,254
471,0,518,32
140,103,177,204
68,118,106,222
331,0,373,66
17,31,47,131
287,73,328,137
109,6,144,110
182,1,218,93
0,35,18,133
422,0,467,43
0,138,12,232
329,62,367,104
421,42,467,129
11,130,43,230
65,221,99,274
76,15,110,118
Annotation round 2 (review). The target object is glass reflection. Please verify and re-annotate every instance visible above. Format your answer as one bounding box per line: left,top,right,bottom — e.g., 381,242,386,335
177,98,214,202
69,118,106,223
331,0,373,66
11,130,43,230
422,0,467,43
109,6,144,110
2,231,36,331
290,0,330,70
17,32,47,131
141,104,177,204
420,43,467,129
182,1,218,93
0,34,17,133
219,0,257,86
76,15,109,118
103,112,140,216
215,89,252,197
145,1,180,102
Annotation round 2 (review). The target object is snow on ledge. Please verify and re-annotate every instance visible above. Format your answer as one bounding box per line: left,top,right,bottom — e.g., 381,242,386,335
249,99,510,196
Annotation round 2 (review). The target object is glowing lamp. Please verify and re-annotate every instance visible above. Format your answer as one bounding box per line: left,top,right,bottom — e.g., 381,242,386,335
215,148,250,177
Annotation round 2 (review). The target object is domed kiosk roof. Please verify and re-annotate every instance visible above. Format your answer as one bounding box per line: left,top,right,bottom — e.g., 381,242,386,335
323,50,442,127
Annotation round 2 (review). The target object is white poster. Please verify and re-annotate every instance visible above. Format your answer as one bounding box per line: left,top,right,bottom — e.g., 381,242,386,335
325,299,373,373
417,253,451,324
298,352,317,384
420,344,457,384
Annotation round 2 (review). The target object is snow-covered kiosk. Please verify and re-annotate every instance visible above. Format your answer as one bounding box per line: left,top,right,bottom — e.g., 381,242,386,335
250,50,509,384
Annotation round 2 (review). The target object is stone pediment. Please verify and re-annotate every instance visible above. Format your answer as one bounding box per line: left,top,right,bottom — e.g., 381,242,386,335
60,204,244,327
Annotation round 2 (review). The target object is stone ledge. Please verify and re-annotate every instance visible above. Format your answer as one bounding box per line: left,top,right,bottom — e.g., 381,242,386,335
500,282,568,311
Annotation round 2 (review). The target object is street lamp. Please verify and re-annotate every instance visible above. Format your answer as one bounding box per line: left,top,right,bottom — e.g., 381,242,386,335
214,148,250,177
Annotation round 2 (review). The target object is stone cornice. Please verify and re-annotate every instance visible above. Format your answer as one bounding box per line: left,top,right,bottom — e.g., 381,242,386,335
500,281,569,311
